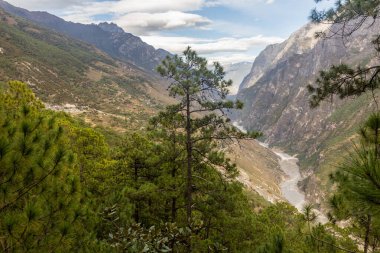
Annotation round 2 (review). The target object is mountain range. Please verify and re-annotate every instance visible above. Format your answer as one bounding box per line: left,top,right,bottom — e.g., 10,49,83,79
0,0,170,72
0,4,173,132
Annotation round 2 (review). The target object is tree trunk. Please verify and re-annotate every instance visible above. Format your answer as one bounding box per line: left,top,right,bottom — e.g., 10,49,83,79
134,202,139,223
134,161,139,222
171,198,177,222
171,138,177,222
185,92,192,252
364,215,372,253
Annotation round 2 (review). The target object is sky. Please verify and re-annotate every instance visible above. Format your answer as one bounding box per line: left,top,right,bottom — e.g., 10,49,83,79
6,0,334,65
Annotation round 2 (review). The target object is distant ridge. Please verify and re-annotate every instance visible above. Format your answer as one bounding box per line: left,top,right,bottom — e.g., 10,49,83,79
0,6,172,131
0,0,170,72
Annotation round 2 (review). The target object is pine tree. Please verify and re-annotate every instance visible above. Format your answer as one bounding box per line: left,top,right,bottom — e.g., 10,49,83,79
156,47,260,251
328,113,380,253
0,81,84,252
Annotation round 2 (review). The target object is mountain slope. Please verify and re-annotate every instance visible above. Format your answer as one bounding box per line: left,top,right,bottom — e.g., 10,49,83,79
0,0,170,72
224,62,252,95
234,20,380,206
0,7,171,131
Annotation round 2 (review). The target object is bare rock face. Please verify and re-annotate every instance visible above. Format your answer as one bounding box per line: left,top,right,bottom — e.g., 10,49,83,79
0,0,170,72
239,23,331,91
234,20,380,205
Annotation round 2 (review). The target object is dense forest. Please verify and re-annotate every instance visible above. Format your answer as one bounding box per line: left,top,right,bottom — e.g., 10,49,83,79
1,0,380,252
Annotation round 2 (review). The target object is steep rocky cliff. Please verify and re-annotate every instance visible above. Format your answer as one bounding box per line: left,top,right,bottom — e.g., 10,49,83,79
0,0,170,72
235,21,380,206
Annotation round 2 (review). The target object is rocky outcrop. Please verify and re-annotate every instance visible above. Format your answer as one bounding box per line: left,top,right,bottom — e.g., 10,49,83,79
0,0,170,72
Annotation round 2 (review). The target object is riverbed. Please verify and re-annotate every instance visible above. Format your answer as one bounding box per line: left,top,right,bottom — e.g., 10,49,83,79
273,150,306,211
232,122,306,210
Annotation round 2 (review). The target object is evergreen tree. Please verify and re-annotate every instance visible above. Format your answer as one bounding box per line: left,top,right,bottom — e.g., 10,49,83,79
156,47,260,250
116,133,162,225
0,81,85,252
328,113,380,253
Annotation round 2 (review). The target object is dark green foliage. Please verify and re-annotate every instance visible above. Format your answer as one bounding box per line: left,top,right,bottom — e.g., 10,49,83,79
328,113,380,252
308,63,380,108
311,0,380,36
155,47,263,251
257,234,285,253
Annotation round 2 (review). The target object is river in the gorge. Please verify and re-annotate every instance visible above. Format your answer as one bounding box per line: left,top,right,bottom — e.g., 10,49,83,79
232,122,328,223
232,122,306,210
270,148,306,211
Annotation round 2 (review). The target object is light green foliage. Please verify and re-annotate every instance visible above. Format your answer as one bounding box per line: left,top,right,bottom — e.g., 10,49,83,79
0,81,83,252
101,205,189,253
65,123,114,194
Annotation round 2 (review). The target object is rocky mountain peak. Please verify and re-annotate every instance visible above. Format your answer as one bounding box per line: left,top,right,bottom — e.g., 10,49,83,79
98,22,124,34
239,22,330,91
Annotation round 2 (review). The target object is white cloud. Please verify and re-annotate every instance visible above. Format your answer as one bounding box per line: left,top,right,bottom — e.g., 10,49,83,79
7,0,205,12
6,0,282,65
7,0,273,13
110,0,204,13
207,54,256,65
206,0,274,8
7,0,275,36
6,0,83,10
59,0,205,17
141,35,284,55
114,12,211,35
50,0,211,34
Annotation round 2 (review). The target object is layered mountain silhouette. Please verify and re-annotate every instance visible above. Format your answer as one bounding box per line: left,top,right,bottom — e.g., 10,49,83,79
0,0,170,72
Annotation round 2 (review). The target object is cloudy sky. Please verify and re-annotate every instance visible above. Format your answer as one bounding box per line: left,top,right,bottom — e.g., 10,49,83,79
7,0,333,64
